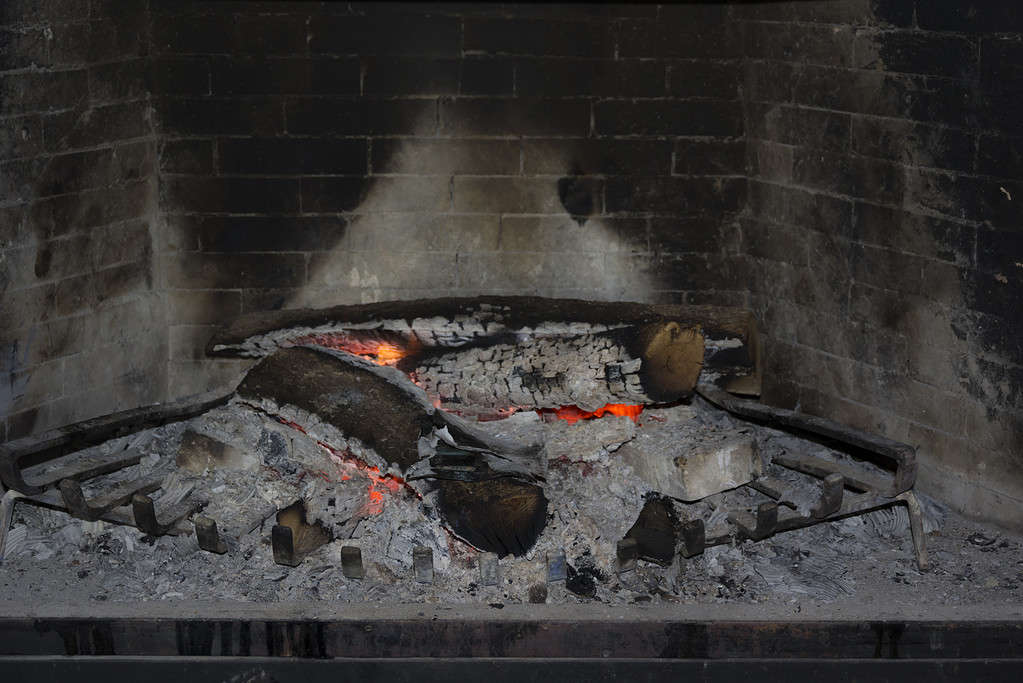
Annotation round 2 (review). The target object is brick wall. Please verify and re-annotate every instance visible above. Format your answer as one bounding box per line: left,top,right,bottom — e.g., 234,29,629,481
149,1,747,397
738,0,1023,528
0,0,163,441
2,1,1021,530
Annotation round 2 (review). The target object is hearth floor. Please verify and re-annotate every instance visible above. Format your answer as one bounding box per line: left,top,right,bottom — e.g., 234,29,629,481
1,400,1020,611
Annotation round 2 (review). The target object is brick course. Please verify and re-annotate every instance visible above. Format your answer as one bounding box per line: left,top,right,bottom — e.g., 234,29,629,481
1,0,163,440
738,0,1023,528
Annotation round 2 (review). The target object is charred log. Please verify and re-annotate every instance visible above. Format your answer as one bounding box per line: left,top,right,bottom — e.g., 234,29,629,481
236,346,431,471
235,345,549,555
435,478,548,558
410,323,703,412
207,296,761,397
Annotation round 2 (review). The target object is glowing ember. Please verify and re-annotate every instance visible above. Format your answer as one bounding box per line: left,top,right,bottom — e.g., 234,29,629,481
272,415,406,516
289,331,419,366
324,450,405,516
540,403,644,425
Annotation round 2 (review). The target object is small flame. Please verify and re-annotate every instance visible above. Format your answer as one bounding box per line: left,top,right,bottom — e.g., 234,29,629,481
540,403,644,425
289,331,419,366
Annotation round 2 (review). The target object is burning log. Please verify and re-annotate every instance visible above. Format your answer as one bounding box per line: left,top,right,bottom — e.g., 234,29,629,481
235,344,548,556
208,296,762,403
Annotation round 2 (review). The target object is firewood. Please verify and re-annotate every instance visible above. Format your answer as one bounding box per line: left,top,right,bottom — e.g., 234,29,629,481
434,478,548,558
209,297,759,409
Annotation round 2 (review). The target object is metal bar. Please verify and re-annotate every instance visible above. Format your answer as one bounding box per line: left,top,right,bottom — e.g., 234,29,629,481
696,384,916,496
271,525,299,567
0,392,233,495
58,476,163,522
132,494,203,537
813,473,845,519
194,517,229,555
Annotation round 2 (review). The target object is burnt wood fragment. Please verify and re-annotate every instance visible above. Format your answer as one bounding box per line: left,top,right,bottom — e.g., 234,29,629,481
436,478,548,558
679,519,706,559
625,495,680,566
236,346,432,471
237,345,544,482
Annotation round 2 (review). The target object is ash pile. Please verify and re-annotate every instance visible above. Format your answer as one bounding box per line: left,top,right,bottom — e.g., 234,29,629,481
1,297,1001,607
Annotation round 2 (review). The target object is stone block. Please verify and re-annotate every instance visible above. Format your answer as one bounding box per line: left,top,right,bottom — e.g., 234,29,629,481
620,431,760,501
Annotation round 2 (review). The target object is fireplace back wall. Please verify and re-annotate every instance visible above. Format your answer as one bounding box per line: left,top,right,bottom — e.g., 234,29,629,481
2,1,1022,531
151,1,747,400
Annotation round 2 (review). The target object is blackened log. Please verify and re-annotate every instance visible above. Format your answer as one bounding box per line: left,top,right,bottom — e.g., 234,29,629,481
435,478,548,558
235,345,544,481
412,322,703,412
206,296,760,396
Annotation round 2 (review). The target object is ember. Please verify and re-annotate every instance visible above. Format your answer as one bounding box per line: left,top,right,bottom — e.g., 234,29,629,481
289,331,418,366
321,445,407,516
541,404,644,425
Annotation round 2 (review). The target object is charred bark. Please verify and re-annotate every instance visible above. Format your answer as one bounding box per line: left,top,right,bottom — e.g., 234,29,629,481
208,296,759,403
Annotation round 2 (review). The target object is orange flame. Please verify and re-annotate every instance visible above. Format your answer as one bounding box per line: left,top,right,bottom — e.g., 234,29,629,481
290,332,418,366
540,403,644,425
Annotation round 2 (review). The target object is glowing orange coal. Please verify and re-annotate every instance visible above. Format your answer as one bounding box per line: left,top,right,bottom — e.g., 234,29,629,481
540,403,644,425
271,415,406,516
289,332,418,366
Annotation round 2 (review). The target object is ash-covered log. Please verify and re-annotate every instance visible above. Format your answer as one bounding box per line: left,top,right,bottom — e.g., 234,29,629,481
207,296,761,399
234,344,548,556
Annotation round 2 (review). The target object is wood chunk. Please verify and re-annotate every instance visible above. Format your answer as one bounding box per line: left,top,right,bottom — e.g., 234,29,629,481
237,347,429,471
620,432,759,502
207,296,761,396
679,519,706,559
625,496,679,566
436,478,548,558
633,322,705,401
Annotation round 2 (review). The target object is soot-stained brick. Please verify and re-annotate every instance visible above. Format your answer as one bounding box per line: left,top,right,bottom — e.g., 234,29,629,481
557,167,598,226
219,138,367,176
286,98,437,136
464,18,613,58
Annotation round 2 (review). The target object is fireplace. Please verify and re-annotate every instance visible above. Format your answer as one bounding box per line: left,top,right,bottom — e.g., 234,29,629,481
2,0,1023,676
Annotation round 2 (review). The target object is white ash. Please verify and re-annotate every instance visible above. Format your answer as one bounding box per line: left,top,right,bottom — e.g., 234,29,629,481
544,415,636,462
415,333,649,413
5,398,1019,612
215,313,616,359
